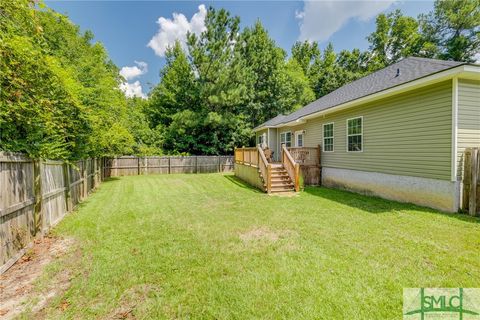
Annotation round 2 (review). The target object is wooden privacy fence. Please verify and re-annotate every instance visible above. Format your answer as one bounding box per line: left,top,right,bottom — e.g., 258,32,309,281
103,155,234,177
463,148,480,216
0,153,102,273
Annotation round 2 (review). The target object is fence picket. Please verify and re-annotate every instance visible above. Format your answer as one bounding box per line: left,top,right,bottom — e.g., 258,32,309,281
103,155,234,177
0,153,103,273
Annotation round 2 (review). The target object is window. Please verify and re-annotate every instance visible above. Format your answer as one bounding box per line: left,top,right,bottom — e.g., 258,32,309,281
323,123,334,152
257,133,267,147
280,132,292,147
295,131,304,147
347,117,363,152
257,134,264,146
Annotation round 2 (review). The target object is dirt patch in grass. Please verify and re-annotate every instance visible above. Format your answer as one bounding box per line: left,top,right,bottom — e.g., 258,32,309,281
239,227,297,243
107,284,161,320
0,236,76,319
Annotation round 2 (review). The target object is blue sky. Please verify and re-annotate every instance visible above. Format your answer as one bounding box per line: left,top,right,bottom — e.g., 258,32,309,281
45,1,435,97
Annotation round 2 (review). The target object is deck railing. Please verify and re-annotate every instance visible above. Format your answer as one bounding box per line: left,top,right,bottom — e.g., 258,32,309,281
281,145,300,192
234,147,270,192
287,146,321,166
257,146,271,193
234,147,258,167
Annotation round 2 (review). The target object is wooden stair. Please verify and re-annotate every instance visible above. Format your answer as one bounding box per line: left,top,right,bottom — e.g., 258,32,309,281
262,164,295,193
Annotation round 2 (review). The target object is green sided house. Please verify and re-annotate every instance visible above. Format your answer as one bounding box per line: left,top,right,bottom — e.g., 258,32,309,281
238,57,480,212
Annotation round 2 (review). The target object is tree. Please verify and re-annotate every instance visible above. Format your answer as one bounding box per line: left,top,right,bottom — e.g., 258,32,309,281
0,0,139,159
148,42,198,127
240,21,291,125
368,10,424,67
291,40,321,78
419,0,480,62
278,59,315,111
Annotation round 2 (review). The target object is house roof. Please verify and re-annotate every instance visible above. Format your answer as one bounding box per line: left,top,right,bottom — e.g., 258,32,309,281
254,57,466,131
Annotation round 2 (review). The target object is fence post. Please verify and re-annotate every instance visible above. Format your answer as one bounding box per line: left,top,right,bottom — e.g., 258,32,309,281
83,161,88,199
195,156,198,174
218,156,221,173
93,158,97,188
100,158,103,180
463,149,471,211
168,157,171,174
62,162,71,212
33,160,43,236
469,148,478,216
144,157,148,175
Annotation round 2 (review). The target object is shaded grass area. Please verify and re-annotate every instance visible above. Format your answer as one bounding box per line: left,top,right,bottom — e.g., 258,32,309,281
31,173,479,319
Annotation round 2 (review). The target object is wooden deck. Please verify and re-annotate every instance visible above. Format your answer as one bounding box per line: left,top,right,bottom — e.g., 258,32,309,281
234,146,321,193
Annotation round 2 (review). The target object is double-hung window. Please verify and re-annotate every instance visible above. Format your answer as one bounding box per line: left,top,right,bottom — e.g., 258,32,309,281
280,132,292,147
347,117,363,152
323,123,334,152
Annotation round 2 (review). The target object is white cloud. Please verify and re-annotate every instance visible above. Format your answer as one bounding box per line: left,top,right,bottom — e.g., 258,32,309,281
119,61,148,81
147,4,207,57
296,1,395,42
119,81,146,99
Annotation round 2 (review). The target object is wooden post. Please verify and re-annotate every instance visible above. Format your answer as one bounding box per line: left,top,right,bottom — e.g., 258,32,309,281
100,158,104,180
33,160,43,236
62,162,71,212
294,163,300,192
195,156,198,174
82,161,88,199
242,146,245,164
92,158,97,188
266,164,272,194
137,157,141,176
469,148,478,216
168,157,171,174
144,157,148,175
463,149,471,211
218,156,221,173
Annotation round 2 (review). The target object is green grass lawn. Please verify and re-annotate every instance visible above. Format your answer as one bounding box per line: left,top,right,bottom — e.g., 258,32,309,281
30,173,479,319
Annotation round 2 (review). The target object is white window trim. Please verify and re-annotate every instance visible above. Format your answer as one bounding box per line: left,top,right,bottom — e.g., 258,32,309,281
322,122,334,153
295,130,304,147
346,116,363,153
280,131,292,148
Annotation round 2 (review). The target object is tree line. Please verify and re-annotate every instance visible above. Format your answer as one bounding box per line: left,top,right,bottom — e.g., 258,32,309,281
1,0,478,158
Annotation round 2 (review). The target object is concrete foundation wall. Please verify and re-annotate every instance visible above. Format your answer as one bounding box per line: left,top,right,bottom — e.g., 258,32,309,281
234,164,265,191
322,167,460,212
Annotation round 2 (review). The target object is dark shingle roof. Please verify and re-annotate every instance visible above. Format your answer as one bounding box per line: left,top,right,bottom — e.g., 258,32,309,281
255,57,465,130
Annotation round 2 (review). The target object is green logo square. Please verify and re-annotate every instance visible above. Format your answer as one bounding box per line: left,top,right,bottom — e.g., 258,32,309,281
404,288,480,319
